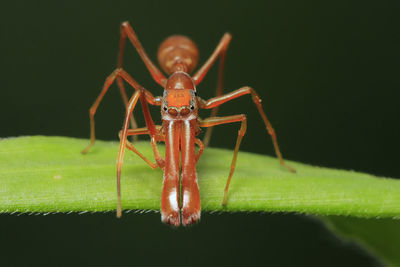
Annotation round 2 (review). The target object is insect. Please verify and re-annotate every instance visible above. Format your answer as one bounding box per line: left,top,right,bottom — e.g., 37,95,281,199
82,22,295,226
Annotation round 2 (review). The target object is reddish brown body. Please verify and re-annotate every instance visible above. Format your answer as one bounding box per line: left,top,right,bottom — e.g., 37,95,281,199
160,72,201,226
82,22,295,226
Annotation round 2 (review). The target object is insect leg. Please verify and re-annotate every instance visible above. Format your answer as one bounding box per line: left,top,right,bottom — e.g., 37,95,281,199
118,126,165,169
110,70,163,218
119,21,167,87
191,32,231,146
195,138,204,163
82,68,161,154
199,115,247,205
193,33,232,85
116,89,142,218
116,76,138,142
198,86,295,173
202,35,231,147
116,22,168,138
82,69,131,154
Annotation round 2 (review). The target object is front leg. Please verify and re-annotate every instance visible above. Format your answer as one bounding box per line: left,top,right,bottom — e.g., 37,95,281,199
82,68,161,154
97,69,162,218
117,89,142,218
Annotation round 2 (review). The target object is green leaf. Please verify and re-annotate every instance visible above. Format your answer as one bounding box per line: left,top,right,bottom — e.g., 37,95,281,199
1,136,400,218
323,216,400,267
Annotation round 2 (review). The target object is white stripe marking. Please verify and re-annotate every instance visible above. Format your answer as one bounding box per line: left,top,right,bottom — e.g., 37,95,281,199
183,190,190,208
184,120,191,167
169,190,179,212
168,120,175,168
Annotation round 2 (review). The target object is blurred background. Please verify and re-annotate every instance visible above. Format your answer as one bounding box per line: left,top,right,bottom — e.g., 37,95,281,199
0,0,399,266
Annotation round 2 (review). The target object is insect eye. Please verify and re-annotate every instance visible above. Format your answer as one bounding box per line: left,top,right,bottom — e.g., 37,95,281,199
180,108,190,116
168,108,178,116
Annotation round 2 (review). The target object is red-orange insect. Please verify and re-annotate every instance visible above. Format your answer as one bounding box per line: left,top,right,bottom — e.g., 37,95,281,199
82,22,295,226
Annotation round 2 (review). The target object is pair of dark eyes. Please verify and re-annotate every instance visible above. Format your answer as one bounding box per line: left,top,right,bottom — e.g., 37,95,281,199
163,106,195,111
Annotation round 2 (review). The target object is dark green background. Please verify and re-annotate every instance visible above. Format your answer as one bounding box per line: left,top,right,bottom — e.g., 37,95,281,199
1,1,399,266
